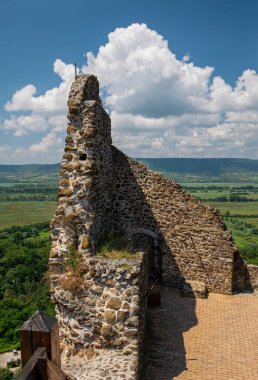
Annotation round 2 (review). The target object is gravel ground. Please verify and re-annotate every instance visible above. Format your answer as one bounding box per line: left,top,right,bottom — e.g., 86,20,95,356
0,351,21,369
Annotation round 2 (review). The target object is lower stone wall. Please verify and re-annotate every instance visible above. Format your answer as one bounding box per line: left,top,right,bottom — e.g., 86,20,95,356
233,251,258,291
246,264,258,290
50,250,148,370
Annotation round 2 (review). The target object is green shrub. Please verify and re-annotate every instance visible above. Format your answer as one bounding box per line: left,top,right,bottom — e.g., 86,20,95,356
240,245,258,265
0,368,13,380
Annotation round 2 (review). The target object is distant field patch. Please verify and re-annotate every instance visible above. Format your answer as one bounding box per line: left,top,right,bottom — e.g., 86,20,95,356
180,182,258,188
210,201,258,216
0,201,57,229
240,218,258,228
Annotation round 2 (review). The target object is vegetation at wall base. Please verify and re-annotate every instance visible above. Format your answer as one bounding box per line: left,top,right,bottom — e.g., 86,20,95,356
97,233,136,259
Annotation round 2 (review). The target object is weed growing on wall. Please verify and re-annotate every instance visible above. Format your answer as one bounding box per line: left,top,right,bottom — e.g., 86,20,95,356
63,244,82,271
60,245,83,292
97,233,135,259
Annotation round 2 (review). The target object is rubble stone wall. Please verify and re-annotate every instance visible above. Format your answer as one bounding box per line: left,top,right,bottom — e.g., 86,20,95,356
111,147,237,294
246,265,258,290
52,252,148,358
233,251,258,291
50,74,113,269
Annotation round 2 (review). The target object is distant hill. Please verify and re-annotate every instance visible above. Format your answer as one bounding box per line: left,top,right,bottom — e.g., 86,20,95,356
1,158,258,183
135,158,258,183
0,164,60,183
0,163,60,174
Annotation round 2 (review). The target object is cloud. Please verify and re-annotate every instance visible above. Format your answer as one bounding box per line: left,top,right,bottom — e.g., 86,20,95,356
84,23,214,118
2,114,48,136
1,22,258,163
5,85,36,112
82,23,258,158
29,130,63,152
0,58,74,163
5,59,74,115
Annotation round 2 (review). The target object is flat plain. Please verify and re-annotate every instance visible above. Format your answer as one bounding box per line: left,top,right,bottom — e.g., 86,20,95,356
0,162,258,265
0,201,56,229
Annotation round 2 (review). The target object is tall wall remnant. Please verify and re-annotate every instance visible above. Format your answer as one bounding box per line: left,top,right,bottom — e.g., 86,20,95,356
49,74,249,356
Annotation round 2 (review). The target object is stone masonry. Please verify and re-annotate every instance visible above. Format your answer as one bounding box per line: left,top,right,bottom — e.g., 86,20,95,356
49,74,258,377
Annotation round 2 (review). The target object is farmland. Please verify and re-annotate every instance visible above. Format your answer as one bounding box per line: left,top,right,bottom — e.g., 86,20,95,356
0,201,57,229
0,161,257,263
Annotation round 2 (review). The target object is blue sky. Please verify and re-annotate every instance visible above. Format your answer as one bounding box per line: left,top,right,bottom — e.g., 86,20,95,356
1,0,258,163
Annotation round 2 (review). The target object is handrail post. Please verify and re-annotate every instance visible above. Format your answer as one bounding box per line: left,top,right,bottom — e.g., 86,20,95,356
19,310,61,369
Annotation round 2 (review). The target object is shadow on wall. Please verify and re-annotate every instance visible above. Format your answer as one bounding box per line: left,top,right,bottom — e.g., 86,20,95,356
109,147,198,379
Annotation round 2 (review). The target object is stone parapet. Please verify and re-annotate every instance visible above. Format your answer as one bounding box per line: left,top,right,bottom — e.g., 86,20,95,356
246,264,258,290
51,251,148,369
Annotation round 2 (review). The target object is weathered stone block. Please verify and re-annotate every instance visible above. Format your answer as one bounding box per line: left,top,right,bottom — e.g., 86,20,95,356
106,296,122,310
81,234,90,249
100,324,117,339
85,178,93,188
117,310,129,322
58,188,72,197
104,309,116,324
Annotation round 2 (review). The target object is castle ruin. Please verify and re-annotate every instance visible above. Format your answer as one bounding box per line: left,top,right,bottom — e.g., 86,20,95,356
49,74,258,378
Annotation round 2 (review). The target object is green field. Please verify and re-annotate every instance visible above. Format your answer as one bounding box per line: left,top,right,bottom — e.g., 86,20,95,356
202,201,258,264
180,182,258,187
240,218,258,228
209,201,258,216
0,164,258,265
0,201,57,229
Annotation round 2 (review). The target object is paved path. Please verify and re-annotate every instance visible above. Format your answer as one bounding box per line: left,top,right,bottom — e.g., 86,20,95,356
141,287,258,380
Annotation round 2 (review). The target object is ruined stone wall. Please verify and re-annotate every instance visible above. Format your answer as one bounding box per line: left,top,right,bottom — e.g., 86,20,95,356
50,74,113,266
111,147,237,294
49,75,150,364
50,75,238,296
50,74,253,365
233,251,258,291
246,265,258,290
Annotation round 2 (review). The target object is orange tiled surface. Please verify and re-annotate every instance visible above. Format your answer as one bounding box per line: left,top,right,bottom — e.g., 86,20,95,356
142,287,258,380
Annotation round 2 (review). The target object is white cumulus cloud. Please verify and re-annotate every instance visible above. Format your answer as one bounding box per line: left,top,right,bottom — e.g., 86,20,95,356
5,59,74,115
1,23,258,163
82,23,258,158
